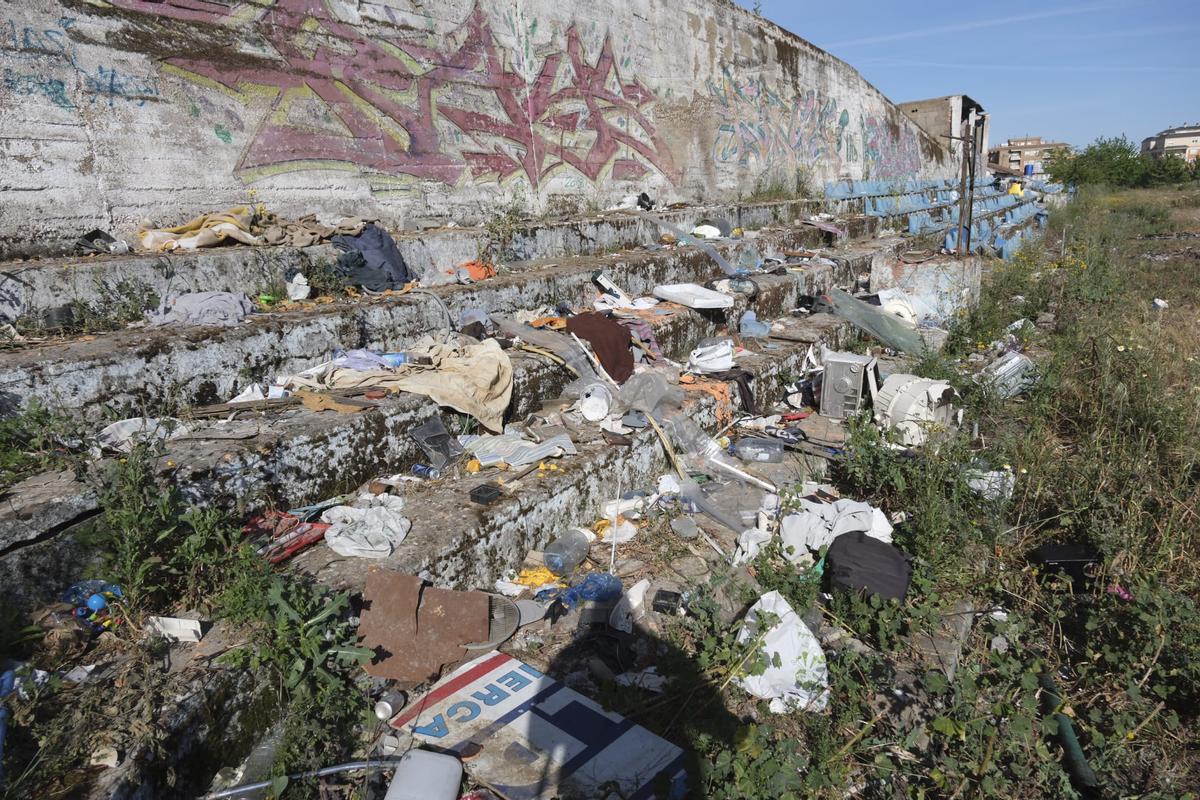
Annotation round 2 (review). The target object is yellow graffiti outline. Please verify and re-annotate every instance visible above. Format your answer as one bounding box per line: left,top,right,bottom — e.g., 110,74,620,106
239,159,363,183
332,79,410,150
270,84,353,137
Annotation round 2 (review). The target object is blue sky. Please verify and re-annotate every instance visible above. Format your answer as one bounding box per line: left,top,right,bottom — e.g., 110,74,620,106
735,0,1199,148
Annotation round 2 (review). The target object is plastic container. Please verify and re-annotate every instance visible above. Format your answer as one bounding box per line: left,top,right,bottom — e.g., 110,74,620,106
733,437,784,463
381,352,409,367
543,530,591,576
384,749,462,800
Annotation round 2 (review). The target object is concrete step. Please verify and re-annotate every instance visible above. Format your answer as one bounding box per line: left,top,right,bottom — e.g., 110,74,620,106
0,247,872,608
0,198,822,323
0,223,865,419
295,312,848,596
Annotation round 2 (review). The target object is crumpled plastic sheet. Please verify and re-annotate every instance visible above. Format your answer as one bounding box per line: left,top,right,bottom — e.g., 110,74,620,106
737,591,828,713
321,493,411,558
96,417,190,453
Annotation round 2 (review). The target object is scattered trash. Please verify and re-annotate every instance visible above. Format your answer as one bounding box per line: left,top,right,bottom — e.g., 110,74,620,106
819,351,879,420
979,351,1036,399
781,498,893,558
469,482,503,506
823,288,926,353
96,417,189,453
285,271,311,300
739,310,771,338
1152,298,1168,310
874,374,962,446
543,529,592,576
147,291,256,328
615,667,667,693
737,591,829,713
687,339,735,373
384,749,462,800
389,651,686,799
965,467,1016,500
609,578,651,634
374,690,409,720
410,416,465,470
732,436,784,463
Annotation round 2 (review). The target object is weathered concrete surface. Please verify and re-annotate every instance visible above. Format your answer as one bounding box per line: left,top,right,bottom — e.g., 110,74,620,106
0,198,826,320
870,251,984,322
0,253,860,607
0,0,954,256
0,223,848,417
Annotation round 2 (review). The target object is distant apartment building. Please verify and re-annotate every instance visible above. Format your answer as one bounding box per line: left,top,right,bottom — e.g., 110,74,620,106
987,137,1070,178
1141,125,1200,163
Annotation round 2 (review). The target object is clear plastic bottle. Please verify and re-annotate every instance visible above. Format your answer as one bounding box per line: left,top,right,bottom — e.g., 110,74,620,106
733,437,785,463
543,529,591,576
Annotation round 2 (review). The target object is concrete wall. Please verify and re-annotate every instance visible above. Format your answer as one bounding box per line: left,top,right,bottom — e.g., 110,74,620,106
0,0,955,256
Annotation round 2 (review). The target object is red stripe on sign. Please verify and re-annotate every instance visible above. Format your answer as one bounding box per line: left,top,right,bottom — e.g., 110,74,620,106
389,652,513,729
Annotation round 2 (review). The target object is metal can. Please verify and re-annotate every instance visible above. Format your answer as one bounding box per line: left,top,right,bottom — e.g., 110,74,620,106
374,690,408,721
412,463,441,480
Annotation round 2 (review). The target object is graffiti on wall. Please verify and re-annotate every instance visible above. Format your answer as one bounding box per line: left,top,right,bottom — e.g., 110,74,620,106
0,18,161,110
708,67,924,180
107,0,678,190
861,116,922,180
708,68,856,173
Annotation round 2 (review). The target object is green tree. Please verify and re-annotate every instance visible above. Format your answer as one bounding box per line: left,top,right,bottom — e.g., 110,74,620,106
1047,135,1147,187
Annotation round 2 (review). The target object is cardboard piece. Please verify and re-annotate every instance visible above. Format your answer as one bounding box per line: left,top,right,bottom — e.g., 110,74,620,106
358,568,490,684
390,651,685,800
146,616,204,643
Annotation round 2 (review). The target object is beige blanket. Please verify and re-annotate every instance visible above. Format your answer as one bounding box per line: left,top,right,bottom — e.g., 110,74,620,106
283,337,513,432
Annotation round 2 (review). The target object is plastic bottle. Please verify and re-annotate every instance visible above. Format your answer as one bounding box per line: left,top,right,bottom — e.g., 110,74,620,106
62,580,123,607
733,437,785,463
543,529,591,576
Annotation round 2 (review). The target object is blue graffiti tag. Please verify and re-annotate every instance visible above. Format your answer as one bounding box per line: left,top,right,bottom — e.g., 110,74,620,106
1,17,159,109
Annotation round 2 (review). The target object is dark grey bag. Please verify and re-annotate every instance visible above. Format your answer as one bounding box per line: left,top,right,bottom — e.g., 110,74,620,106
826,532,912,601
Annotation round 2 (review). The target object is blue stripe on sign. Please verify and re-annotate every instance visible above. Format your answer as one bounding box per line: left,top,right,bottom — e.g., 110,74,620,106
628,751,688,800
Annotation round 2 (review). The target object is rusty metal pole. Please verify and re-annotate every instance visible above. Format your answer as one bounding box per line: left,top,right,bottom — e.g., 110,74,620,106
964,115,982,253
956,125,971,257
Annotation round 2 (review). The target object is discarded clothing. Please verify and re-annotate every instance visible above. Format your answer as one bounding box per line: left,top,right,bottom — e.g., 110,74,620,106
321,493,411,558
283,337,513,432
96,417,189,453
566,312,634,384
618,318,666,363
460,432,576,467
737,591,829,713
780,498,893,560
137,206,262,251
146,291,254,328
332,222,411,289
261,213,366,248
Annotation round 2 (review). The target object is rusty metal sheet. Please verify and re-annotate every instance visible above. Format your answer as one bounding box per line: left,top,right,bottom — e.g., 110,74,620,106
359,567,489,684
